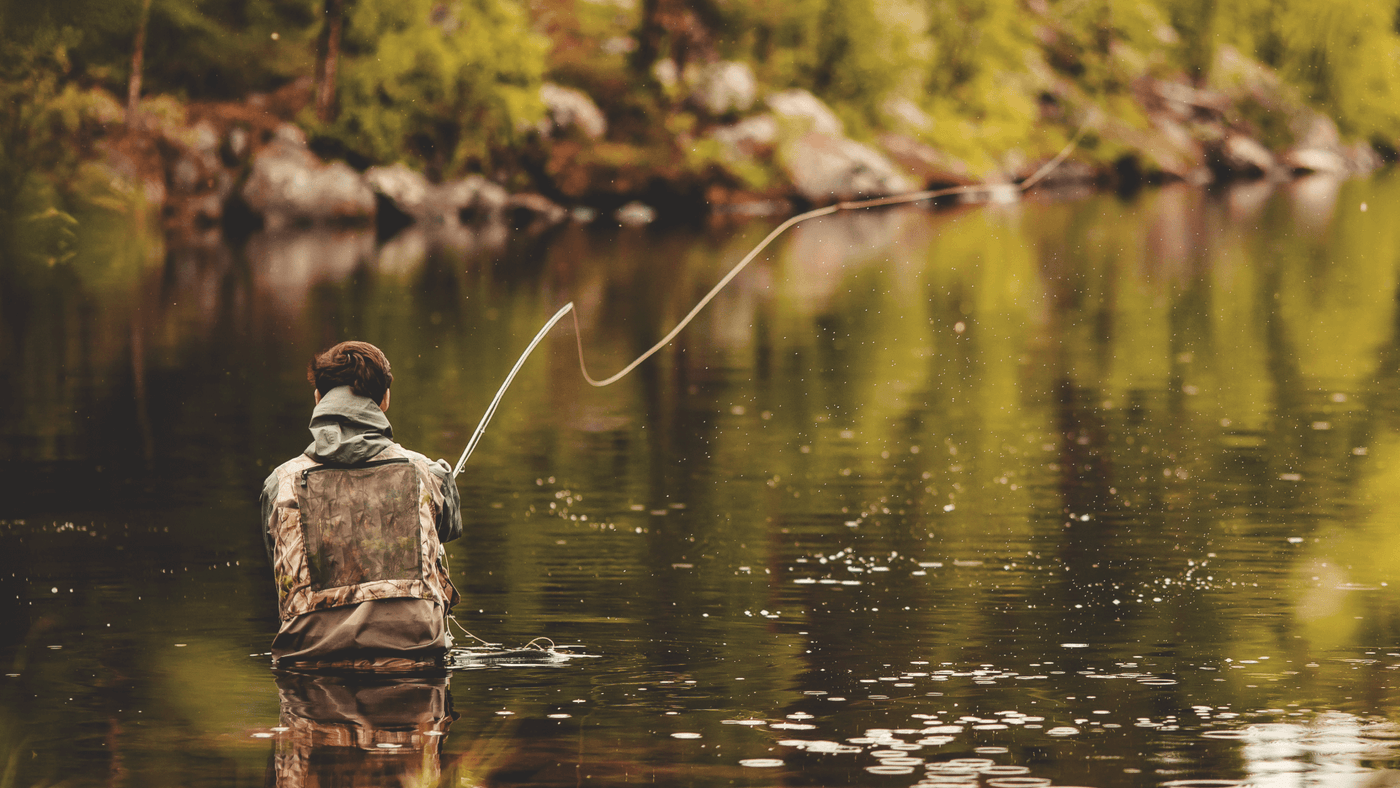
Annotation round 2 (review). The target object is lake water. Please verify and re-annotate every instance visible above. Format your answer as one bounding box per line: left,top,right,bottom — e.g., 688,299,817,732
5,175,1400,787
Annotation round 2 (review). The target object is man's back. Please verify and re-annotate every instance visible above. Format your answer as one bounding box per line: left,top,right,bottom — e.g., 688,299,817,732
260,344,461,670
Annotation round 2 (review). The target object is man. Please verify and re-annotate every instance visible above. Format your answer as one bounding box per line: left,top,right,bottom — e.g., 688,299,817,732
260,341,461,669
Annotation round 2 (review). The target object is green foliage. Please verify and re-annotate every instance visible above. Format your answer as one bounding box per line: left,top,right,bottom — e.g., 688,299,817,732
717,0,929,134
1,0,319,100
316,0,548,177
1192,0,1400,140
0,29,96,264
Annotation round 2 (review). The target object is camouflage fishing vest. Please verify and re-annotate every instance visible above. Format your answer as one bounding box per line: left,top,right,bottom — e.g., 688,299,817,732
267,445,459,622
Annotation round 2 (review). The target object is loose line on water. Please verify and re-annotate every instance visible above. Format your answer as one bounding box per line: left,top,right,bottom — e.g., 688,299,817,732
453,124,1090,478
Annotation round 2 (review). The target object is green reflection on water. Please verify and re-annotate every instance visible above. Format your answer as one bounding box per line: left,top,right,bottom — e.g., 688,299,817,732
5,174,1400,787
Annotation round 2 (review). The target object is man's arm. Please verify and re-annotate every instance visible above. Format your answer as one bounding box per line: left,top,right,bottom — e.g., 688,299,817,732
432,460,463,543
259,471,279,565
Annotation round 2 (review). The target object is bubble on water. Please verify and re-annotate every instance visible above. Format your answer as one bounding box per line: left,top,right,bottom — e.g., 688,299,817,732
974,747,1009,754
739,758,784,768
986,779,1051,788
878,757,925,767
771,722,816,730
1060,643,1089,649
1047,727,1080,736
868,764,916,774
671,732,702,739
722,719,767,726
787,712,814,720
547,713,571,719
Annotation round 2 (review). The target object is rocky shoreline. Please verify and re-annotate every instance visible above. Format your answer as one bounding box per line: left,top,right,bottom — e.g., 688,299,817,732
103,46,1386,247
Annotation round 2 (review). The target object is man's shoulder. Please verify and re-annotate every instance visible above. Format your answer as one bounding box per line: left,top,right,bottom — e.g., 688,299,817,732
263,454,317,488
389,445,453,480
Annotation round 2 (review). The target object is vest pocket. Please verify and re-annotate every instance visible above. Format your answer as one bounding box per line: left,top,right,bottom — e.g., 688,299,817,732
296,460,422,591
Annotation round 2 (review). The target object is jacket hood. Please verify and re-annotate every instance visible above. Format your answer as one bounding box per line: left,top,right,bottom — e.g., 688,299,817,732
305,386,395,465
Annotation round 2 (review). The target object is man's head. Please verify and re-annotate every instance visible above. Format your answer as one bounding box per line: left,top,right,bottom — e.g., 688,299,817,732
308,341,393,410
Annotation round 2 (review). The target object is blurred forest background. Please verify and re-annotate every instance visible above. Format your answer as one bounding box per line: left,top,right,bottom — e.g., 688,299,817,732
5,0,1400,262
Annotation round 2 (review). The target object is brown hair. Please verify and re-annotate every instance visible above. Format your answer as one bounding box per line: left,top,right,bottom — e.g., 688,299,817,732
308,341,394,403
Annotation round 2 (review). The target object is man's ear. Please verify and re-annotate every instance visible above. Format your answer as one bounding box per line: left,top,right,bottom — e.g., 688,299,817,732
379,389,391,412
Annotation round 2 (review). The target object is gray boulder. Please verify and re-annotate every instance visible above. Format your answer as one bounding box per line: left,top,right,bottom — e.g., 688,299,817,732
241,123,374,228
364,164,432,216
1282,148,1349,177
707,114,779,158
437,175,509,223
616,201,656,226
539,83,608,140
766,89,844,136
366,167,509,226
779,132,914,203
505,193,567,230
876,133,973,187
1209,133,1277,179
691,61,757,116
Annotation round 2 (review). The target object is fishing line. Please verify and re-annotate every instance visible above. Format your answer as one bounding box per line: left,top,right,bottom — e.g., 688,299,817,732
453,124,1090,478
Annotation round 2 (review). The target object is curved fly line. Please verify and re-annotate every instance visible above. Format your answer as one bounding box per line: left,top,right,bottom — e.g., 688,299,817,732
453,125,1090,478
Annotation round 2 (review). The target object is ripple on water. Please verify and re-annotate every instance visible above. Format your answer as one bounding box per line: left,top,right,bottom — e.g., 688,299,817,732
739,758,784,768
945,758,997,770
925,764,981,776
981,765,1032,776
779,739,862,754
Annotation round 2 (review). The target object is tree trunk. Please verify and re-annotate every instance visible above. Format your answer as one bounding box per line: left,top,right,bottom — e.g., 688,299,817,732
126,0,153,130
315,0,345,123
631,0,718,78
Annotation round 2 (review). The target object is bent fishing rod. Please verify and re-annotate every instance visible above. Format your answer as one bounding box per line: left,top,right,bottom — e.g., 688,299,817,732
452,126,1089,479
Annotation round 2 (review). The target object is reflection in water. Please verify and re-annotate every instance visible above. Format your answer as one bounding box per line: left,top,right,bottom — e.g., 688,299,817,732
1240,716,1400,788
270,671,454,788
7,174,1400,788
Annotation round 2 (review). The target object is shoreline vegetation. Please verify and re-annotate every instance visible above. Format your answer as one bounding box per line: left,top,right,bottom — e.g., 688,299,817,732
5,0,1400,260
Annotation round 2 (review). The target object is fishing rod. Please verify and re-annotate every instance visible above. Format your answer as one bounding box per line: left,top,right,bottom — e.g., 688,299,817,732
452,125,1090,479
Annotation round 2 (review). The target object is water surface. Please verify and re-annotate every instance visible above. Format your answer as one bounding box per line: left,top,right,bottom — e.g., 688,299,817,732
5,175,1400,787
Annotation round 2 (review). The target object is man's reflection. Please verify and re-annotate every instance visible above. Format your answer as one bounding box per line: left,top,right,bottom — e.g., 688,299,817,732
269,670,455,788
